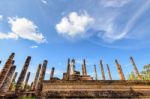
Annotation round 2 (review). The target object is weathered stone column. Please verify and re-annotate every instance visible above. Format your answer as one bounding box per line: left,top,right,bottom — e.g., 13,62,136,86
36,60,48,98
9,72,18,91
82,59,87,76
130,57,142,80
32,64,41,90
94,65,98,80
24,72,30,90
115,59,125,80
0,53,15,87
71,59,75,75
15,56,31,93
30,82,33,91
66,58,70,80
100,60,105,80
0,65,16,92
50,67,55,80
106,64,112,80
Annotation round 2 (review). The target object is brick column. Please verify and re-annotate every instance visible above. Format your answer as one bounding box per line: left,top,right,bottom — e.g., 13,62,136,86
9,72,18,91
50,67,55,80
130,57,142,80
0,65,16,92
66,58,70,80
115,59,125,80
94,65,98,80
0,53,15,87
82,59,87,76
32,64,41,90
100,60,105,80
24,72,30,90
106,64,112,80
36,60,48,97
15,56,31,93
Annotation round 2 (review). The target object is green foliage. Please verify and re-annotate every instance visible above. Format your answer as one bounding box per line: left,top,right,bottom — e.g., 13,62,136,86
128,64,150,80
141,64,150,80
128,71,138,80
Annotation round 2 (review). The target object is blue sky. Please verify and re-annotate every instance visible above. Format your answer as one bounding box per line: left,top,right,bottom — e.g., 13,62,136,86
0,0,150,83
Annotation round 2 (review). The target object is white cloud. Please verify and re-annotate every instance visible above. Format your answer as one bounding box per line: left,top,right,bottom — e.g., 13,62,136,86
56,11,94,38
0,32,18,39
41,0,47,4
100,0,131,8
8,17,46,43
0,17,46,43
118,0,150,40
30,45,38,49
0,15,3,21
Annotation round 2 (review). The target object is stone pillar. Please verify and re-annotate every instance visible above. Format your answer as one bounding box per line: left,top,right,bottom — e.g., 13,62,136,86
94,65,98,80
71,59,75,75
82,59,87,76
130,57,142,80
36,60,48,98
66,58,70,80
0,53,15,87
115,59,125,80
32,64,41,90
100,60,105,80
50,67,55,80
0,65,16,92
30,82,33,91
106,64,112,80
24,72,30,90
9,72,18,91
15,56,31,93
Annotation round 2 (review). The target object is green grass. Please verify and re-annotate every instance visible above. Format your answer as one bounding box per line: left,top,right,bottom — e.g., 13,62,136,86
19,97,35,99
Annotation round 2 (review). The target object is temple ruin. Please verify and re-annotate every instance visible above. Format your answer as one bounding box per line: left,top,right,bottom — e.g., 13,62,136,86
0,52,149,99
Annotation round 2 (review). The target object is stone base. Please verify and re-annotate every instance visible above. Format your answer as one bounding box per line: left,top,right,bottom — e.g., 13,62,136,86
42,80,150,98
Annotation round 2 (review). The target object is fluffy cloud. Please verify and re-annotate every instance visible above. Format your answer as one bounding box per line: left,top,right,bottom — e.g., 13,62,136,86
56,12,94,38
0,17,46,43
100,0,131,8
0,32,18,39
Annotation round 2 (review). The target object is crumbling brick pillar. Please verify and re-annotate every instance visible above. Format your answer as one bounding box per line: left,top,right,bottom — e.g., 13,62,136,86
36,60,48,98
50,67,55,80
15,56,31,93
9,72,18,91
82,59,87,76
115,59,125,80
0,65,16,92
66,58,70,80
100,60,105,80
24,72,30,90
130,57,142,80
32,64,41,90
94,65,98,80
106,64,112,80
0,52,15,87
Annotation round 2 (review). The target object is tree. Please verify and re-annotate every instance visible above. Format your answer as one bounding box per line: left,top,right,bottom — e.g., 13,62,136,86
141,64,150,80
128,64,150,80
128,71,138,80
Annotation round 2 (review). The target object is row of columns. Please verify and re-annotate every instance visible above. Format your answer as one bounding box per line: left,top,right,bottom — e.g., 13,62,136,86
0,53,143,96
0,53,48,96
92,57,141,80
